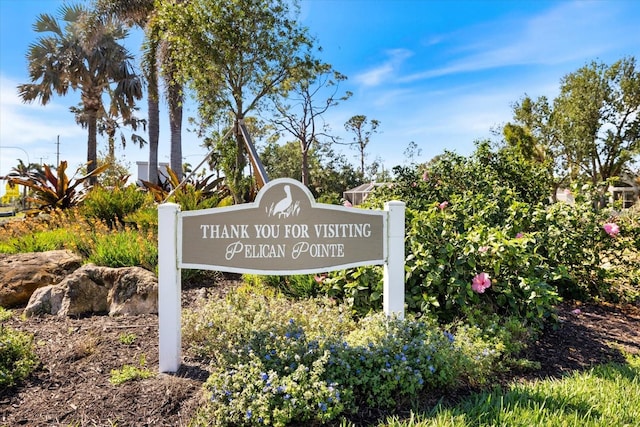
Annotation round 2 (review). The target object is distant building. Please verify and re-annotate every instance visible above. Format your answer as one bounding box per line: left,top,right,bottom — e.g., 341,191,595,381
136,161,169,186
609,174,639,209
555,174,639,209
343,182,389,206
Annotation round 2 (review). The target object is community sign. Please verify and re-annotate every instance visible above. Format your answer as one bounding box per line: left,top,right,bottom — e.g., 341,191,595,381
157,177,405,372
179,178,386,274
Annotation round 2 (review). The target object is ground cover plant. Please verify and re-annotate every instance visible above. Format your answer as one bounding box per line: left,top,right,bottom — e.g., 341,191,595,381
0,315,38,388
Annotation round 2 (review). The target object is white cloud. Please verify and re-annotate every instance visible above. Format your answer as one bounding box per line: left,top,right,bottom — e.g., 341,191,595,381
354,49,413,87
0,74,86,173
400,1,634,83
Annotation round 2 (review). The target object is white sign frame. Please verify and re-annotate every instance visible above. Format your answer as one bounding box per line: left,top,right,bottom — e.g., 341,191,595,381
157,178,405,372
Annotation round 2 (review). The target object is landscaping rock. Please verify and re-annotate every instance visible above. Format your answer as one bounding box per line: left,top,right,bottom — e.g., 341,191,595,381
0,250,82,308
24,263,158,317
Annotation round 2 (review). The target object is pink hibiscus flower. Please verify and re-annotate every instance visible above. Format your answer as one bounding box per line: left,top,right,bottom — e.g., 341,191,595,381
471,272,491,293
603,222,619,237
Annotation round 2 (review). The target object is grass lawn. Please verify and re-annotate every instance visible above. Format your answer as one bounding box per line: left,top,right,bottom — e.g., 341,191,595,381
380,354,640,427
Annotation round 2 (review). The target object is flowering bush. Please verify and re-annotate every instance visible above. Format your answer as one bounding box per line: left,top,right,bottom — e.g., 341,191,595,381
202,324,344,426
530,186,639,302
331,145,640,325
186,289,516,426
401,203,559,327
326,313,460,409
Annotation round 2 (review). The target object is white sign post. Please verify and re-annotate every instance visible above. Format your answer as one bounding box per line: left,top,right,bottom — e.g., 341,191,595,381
157,178,404,373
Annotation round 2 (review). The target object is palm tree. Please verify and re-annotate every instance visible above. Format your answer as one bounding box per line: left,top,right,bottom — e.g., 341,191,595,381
18,3,142,184
96,0,161,184
6,159,43,210
97,0,185,183
159,42,184,181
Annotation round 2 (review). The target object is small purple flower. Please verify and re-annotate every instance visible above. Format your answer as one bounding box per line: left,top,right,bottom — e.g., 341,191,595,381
444,331,455,343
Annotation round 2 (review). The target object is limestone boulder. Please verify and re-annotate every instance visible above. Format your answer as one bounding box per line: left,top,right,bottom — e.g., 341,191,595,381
25,263,158,317
0,250,82,308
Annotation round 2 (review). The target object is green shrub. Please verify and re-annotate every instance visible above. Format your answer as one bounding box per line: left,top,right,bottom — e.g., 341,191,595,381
123,206,157,232
182,286,356,365
88,229,157,269
81,184,148,228
187,289,521,426
321,266,384,317
109,355,153,385
326,144,559,327
326,145,638,325
0,325,39,388
328,313,460,409
531,185,640,302
243,274,322,299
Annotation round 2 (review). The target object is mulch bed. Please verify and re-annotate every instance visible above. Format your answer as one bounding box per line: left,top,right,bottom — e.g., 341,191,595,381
2,278,639,426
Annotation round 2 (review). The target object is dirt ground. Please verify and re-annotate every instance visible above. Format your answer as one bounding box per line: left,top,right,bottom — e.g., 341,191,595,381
2,277,640,427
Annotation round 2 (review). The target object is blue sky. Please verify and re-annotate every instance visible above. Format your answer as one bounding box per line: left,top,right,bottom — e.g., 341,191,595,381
1,0,639,194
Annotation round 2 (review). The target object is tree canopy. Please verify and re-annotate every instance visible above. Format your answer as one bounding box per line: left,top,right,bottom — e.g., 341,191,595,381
153,0,319,202
18,3,142,182
503,56,639,195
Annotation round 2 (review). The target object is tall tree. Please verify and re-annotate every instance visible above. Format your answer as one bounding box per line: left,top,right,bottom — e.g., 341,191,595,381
70,87,147,159
504,56,640,199
261,140,361,201
18,3,142,184
344,115,380,178
6,159,43,209
503,95,568,200
154,0,317,203
159,40,184,181
554,56,639,185
95,0,161,184
271,65,351,186
272,64,351,186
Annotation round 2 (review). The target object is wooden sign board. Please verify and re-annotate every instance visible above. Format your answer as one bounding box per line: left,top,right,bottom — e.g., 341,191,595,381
179,178,385,274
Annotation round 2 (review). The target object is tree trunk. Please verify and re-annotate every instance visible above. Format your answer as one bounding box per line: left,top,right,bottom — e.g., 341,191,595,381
86,107,98,185
233,125,247,204
148,92,160,185
301,145,309,186
168,81,183,182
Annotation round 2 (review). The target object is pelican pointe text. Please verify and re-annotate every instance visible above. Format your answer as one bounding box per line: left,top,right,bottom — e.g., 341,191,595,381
179,179,386,274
